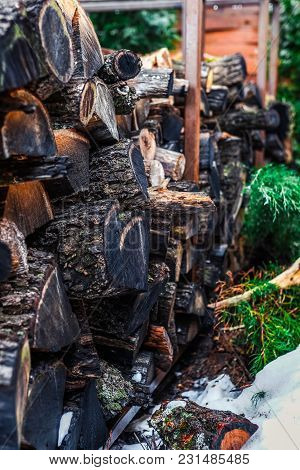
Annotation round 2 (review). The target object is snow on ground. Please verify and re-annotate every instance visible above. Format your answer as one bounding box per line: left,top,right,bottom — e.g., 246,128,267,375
123,347,300,450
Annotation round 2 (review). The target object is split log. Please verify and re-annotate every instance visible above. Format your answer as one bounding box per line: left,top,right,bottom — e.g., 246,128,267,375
59,380,108,450
219,109,280,134
149,160,166,188
168,180,200,193
90,139,149,210
208,53,247,87
98,49,142,84
181,240,202,275
201,62,214,91
128,350,155,387
109,81,139,115
0,331,30,450
210,257,300,311
155,148,185,181
176,315,199,346
149,103,183,142
142,48,173,69
0,249,80,352
0,0,74,92
0,242,11,281
139,127,157,163
207,86,229,115
90,261,168,338
172,213,199,241
0,155,69,184
31,200,148,298
265,133,285,162
0,219,28,278
93,320,149,367
242,82,263,108
135,98,151,128
0,89,56,159
199,132,215,170
150,399,258,450
217,134,242,162
86,77,119,143
96,360,133,421
22,360,66,450
1,181,53,237
165,238,183,282
172,78,189,96
175,283,206,316
43,129,90,198
128,69,174,99
201,88,210,117
144,325,174,371
157,282,178,354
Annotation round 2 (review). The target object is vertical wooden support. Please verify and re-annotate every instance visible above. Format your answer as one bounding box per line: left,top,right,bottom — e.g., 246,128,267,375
268,1,280,98
257,0,269,105
183,0,203,182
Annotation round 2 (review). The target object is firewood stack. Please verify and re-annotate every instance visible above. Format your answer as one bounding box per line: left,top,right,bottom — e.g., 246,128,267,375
0,3,288,451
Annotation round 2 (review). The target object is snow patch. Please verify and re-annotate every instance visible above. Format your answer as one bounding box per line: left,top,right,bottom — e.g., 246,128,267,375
132,372,142,383
165,400,187,411
58,412,73,446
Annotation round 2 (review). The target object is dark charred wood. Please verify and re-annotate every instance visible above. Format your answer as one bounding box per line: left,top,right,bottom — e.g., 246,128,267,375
209,53,247,87
0,0,74,93
0,249,80,352
175,283,206,316
150,399,258,450
0,219,28,278
201,88,210,117
157,282,178,354
242,82,263,108
90,139,149,210
122,350,156,406
98,49,142,85
128,69,174,99
165,238,183,282
207,86,229,115
144,324,173,371
22,360,66,450
149,104,183,143
0,331,30,450
43,129,90,199
172,213,199,241
0,89,56,159
219,109,280,134
268,101,291,142
265,133,285,162
176,314,199,346
168,181,200,193
199,132,215,170
251,130,265,151
1,181,53,237
181,240,202,275
109,82,139,115
0,155,69,184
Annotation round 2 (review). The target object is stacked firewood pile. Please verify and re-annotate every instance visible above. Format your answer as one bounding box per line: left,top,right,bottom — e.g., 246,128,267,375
0,2,288,451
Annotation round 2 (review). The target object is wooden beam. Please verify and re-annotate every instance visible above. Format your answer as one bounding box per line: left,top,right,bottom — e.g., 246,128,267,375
268,1,280,97
81,1,182,12
257,0,269,105
183,0,203,182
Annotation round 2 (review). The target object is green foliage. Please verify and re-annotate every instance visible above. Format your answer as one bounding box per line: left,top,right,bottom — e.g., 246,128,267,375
90,10,179,54
278,0,300,159
243,164,300,261
221,266,300,375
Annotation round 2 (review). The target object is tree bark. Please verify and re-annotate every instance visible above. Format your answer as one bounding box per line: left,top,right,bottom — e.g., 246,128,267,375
175,283,206,316
165,238,183,282
219,109,280,133
128,69,174,98
0,155,69,184
208,53,247,87
207,86,229,115
98,49,142,85
109,82,139,115
176,314,199,346
139,127,157,163
0,219,28,277
157,282,178,354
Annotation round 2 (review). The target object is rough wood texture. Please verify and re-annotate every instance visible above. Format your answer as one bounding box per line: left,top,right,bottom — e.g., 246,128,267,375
0,331,30,450
157,282,178,354
0,219,28,278
90,139,149,210
1,181,53,237
219,109,280,133
0,241,11,281
128,68,174,98
0,249,80,352
165,238,183,282
207,85,229,115
139,127,157,163
99,49,142,85
175,283,206,316
0,0,74,92
155,148,186,181
22,360,66,450
208,53,247,87
151,399,258,450
144,324,173,371
109,82,139,115
0,89,56,159
43,128,90,198
176,315,199,346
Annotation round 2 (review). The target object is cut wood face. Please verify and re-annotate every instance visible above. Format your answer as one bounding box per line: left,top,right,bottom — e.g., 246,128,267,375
79,79,97,126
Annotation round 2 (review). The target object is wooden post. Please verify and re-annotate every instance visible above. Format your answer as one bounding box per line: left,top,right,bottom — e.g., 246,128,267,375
183,0,203,182
268,1,280,98
257,0,269,105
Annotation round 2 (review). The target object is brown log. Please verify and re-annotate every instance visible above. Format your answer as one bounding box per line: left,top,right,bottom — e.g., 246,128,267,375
150,399,258,450
144,324,174,372
0,331,30,450
0,89,56,159
98,49,142,85
0,0,74,93
0,249,80,352
207,53,247,87
1,181,53,237
219,109,280,134
142,48,173,69
139,127,157,163
0,219,28,277
155,147,185,181
128,69,174,99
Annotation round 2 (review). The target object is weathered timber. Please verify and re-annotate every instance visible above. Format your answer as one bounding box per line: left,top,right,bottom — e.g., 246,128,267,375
217,134,242,162
0,0,74,92
122,350,156,407
149,103,183,143
98,49,142,85
168,181,200,193
0,89,56,159
109,82,139,115
139,127,157,163
0,219,28,277
199,132,215,170
219,109,280,134
201,62,214,91
208,53,247,87
1,181,53,237
144,325,173,372
0,249,80,352
128,69,174,99
0,331,30,450
0,156,69,184
157,282,178,354
165,238,183,282
207,86,229,115
96,360,134,421
59,380,108,450
175,283,206,316
201,88,210,117
172,78,189,96
86,77,119,143
142,47,173,70
181,240,202,275
155,148,185,181
135,99,151,129
242,82,263,108
90,261,168,338
43,129,90,198
251,130,265,151
172,213,199,241
22,360,66,450
176,314,199,346
150,399,258,450
90,139,148,210
32,199,147,298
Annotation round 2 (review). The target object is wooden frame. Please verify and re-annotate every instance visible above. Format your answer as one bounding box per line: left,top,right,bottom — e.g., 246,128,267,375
268,0,280,97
